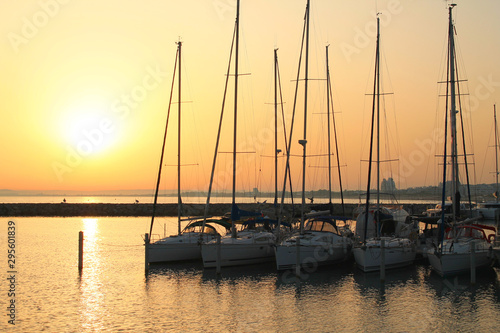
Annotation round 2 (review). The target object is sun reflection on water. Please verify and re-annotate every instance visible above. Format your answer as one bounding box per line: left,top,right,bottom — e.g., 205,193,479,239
82,218,98,236
81,196,101,203
79,218,105,331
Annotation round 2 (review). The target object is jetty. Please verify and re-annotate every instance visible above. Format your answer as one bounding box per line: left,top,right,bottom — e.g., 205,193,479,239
0,202,431,217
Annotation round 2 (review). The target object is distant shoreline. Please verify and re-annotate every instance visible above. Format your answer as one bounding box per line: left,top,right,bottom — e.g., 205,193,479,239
1,185,497,204
0,202,433,217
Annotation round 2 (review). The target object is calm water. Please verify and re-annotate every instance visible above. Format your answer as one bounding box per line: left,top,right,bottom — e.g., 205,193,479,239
0,195,438,205
1,217,499,332
0,195,280,204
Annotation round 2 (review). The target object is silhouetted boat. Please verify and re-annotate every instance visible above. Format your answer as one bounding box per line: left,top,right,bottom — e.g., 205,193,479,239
353,16,416,272
147,41,230,263
201,0,277,268
426,4,496,276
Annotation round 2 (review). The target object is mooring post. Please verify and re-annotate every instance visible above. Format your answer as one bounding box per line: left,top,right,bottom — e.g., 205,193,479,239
470,241,476,284
216,234,221,274
145,233,150,273
78,231,84,271
380,238,386,283
295,237,301,277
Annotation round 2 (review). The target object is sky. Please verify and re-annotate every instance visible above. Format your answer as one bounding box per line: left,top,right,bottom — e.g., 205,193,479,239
1,0,499,195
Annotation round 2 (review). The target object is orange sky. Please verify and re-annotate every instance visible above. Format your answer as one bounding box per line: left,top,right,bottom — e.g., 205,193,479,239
1,0,499,194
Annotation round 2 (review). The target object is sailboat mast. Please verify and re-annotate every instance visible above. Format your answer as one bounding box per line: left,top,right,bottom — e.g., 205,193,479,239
300,0,310,234
326,45,333,212
274,48,279,214
328,53,345,216
362,17,380,243
231,0,240,237
495,104,499,203
325,44,345,215
177,41,182,235
201,22,237,232
149,44,179,237
448,4,459,221
376,17,381,216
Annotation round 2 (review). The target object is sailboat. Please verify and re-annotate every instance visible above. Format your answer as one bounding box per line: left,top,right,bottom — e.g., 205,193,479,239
475,104,500,253
352,17,417,273
274,1,353,271
475,105,500,220
146,41,231,264
426,4,496,276
201,0,277,268
487,105,500,262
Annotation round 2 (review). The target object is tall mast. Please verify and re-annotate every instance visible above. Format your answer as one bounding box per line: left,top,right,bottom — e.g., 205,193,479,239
495,104,499,202
277,0,307,230
448,4,459,222
327,46,345,216
149,43,179,237
326,45,333,212
300,0,310,234
202,18,237,231
177,41,182,235
376,17,381,217
231,0,240,237
274,48,279,216
362,17,380,243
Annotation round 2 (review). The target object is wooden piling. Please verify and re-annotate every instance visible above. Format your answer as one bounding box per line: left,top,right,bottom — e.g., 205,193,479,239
78,231,84,271
380,238,386,283
470,241,476,284
216,234,221,274
145,233,150,273
295,237,301,277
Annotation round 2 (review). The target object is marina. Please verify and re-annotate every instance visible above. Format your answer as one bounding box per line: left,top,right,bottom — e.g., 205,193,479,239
1,216,499,332
2,1,500,331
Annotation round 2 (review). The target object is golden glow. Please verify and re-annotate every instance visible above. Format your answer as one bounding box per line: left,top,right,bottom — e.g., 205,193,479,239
1,1,499,192
79,217,104,330
82,218,99,237
59,98,122,156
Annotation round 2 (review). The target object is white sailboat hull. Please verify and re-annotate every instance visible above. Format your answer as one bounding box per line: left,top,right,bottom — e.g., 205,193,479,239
427,239,493,276
149,242,200,263
353,237,416,272
148,233,214,263
275,232,352,270
201,232,275,268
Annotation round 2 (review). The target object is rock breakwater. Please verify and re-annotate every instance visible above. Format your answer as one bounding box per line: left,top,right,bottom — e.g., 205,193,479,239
0,202,430,217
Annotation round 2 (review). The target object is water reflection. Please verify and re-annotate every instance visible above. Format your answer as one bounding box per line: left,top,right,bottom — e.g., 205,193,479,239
13,217,500,331
143,261,500,332
79,218,105,332
82,218,98,236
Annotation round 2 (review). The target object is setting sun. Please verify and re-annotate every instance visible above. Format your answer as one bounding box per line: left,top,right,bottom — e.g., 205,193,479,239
60,99,120,156
1,0,499,193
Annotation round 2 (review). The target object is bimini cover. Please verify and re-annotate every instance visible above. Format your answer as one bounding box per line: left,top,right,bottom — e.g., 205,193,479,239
231,204,261,221
355,210,394,239
183,219,232,232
